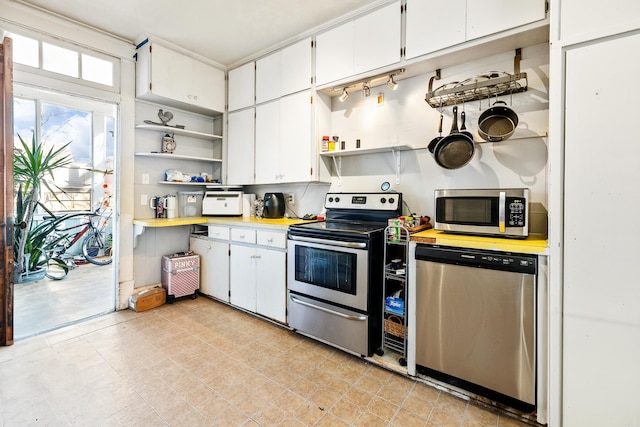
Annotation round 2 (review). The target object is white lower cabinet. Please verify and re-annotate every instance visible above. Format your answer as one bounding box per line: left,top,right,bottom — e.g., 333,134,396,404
189,234,229,302
229,228,287,323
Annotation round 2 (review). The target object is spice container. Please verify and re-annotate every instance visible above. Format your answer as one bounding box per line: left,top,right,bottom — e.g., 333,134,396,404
321,135,330,152
329,135,338,151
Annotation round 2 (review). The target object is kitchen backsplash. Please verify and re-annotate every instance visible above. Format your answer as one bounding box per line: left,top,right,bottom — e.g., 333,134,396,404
251,43,550,221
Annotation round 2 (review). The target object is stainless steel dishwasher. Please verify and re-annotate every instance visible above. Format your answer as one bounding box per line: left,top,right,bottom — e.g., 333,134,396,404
415,245,537,411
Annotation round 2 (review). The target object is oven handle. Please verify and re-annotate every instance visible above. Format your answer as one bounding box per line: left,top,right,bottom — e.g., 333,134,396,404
288,234,367,249
289,294,367,321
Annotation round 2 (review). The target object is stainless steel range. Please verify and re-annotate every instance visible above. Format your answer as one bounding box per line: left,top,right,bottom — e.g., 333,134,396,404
287,192,402,357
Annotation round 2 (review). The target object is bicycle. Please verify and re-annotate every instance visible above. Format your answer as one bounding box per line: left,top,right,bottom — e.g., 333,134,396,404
45,195,113,280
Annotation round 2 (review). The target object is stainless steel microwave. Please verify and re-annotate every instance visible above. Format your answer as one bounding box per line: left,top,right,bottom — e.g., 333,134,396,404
434,188,529,238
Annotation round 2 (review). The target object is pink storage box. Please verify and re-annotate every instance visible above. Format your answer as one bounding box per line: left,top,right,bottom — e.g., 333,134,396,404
161,252,200,300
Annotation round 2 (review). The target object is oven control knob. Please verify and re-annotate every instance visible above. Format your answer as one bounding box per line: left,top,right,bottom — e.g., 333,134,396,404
389,197,395,204
335,197,340,202
380,197,387,203
328,197,334,202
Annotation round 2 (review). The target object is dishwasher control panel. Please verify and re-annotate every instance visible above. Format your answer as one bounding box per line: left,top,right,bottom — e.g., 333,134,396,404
416,245,537,274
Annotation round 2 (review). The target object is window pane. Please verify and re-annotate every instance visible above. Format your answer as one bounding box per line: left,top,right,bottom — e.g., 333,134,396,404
8,33,39,68
82,53,113,86
42,42,78,78
41,103,92,211
13,97,36,142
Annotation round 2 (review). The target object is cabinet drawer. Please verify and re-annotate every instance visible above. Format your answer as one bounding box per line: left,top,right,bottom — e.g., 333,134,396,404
257,230,287,249
208,225,230,240
231,228,257,244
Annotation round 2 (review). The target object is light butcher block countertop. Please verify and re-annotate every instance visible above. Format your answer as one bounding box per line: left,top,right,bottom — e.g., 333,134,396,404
410,229,548,254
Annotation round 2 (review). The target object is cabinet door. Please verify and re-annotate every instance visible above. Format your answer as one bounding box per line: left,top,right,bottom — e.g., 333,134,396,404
227,109,255,185
466,0,546,40
229,244,256,312
405,0,466,60
150,43,192,104
256,248,286,323
563,32,640,427
228,62,255,111
280,38,312,96
354,1,401,74
279,91,312,183
256,51,281,104
189,237,229,302
255,100,281,184
315,20,354,86
191,60,225,113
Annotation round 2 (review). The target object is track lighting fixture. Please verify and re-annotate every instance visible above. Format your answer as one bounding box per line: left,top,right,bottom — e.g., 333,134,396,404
387,75,398,90
339,88,349,102
363,83,371,97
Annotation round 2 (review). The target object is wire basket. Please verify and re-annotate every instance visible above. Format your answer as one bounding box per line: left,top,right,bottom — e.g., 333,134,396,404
384,314,406,338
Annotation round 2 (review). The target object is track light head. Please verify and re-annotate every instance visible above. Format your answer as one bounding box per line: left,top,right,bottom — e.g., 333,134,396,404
363,83,371,97
387,76,398,90
339,88,349,102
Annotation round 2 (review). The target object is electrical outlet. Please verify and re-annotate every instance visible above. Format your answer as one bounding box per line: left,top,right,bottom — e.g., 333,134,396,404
141,194,148,206
287,193,295,205
142,173,149,185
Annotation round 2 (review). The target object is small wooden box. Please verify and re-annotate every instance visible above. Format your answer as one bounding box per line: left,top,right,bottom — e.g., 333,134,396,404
129,287,166,312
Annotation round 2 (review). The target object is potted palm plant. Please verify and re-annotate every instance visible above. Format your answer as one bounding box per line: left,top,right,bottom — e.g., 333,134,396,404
13,133,73,283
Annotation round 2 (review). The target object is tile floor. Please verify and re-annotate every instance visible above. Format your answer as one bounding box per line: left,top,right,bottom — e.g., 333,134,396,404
0,297,532,426
13,262,115,339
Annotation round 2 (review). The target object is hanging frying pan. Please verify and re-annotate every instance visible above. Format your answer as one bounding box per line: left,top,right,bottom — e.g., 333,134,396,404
428,113,444,153
478,100,519,142
430,106,474,170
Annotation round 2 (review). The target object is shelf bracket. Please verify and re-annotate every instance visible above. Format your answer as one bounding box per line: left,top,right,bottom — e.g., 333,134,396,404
330,155,343,186
133,224,145,248
391,148,401,184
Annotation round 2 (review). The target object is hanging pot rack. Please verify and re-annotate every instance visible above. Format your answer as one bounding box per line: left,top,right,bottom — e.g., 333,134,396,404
425,49,528,109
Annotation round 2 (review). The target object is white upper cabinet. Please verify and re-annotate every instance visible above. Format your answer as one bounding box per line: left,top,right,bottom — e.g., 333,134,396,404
227,108,255,185
353,2,401,75
255,100,281,184
559,0,640,42
136,42,225,115
405,0,466,60
255,90,312,184
279,90,312,183
281,38,312,95
256,38,312,104
256,51,281,104
228,62,255,111
316,1,401,86
316,21,355,87
466,0,547,40
405,0,547,60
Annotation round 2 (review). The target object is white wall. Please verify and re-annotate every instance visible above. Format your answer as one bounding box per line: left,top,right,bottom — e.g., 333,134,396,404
255,44,549,221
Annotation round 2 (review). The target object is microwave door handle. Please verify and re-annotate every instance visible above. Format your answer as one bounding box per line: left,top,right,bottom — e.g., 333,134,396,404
499,191,506,233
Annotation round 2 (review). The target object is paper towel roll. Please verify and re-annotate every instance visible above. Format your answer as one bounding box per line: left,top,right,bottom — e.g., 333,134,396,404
243,194,256,217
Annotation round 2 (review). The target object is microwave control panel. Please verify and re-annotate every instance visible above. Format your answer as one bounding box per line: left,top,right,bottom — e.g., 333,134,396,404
507,197,526,227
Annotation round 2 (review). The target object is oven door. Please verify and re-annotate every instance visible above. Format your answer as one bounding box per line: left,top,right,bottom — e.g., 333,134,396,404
287,234,369,312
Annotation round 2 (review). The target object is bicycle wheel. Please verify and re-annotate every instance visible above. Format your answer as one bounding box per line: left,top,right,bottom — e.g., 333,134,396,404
82,230,113,266
45,257,69,280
